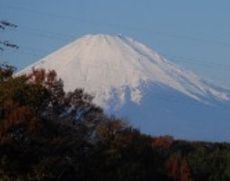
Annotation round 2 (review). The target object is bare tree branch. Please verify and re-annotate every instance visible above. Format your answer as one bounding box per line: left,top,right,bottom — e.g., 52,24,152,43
0,20,19,50
0,20,17,28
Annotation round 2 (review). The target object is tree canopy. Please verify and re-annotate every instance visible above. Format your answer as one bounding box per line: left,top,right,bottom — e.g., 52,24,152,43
0,64,229,180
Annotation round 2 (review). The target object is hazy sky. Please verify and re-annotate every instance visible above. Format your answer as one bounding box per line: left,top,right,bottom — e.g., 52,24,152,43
1,0,230,88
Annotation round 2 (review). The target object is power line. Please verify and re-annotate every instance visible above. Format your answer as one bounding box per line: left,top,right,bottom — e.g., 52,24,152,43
1,23,230,72
1,5,230,74
159,52,230,71
1,43,230,73
4,4,230,49
1,19,229,71
2,30,230,72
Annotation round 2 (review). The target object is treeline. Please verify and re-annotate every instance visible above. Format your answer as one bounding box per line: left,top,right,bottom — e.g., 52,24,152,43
0,64,229,180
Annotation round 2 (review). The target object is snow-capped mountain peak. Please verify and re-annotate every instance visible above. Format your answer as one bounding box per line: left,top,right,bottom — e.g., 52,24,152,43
19,34,229,108
17,34,230,141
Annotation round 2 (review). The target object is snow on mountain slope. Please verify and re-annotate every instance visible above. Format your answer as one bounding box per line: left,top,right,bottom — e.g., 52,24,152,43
18,34,230,141
18,34,229,109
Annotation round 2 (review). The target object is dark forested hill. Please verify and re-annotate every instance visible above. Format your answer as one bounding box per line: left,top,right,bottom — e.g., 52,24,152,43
0,64,229,180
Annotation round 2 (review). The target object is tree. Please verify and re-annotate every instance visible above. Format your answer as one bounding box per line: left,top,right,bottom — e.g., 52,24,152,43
0,64,229,180
166,154,193,181
0,65,101,179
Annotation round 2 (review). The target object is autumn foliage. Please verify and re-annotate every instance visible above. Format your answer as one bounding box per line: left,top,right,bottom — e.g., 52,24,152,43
166,154,193,181
152,135,174,149
0,64,229,180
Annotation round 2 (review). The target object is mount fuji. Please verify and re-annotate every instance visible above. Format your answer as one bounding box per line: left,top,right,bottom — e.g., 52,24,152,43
18,34,230,142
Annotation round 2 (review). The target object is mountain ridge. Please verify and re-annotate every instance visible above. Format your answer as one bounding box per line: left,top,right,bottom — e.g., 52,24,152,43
17,34,230,141
18,34,229,108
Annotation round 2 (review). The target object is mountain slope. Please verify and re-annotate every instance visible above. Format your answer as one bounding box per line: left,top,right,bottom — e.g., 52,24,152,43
19,34,229,107
18,34,230,141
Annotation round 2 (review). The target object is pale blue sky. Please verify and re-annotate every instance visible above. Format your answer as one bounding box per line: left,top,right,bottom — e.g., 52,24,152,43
1,0,230,88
